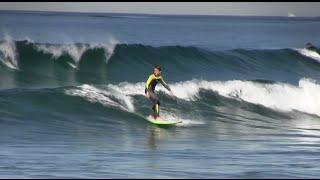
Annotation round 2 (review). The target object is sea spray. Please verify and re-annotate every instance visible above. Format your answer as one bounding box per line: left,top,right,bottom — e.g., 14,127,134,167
0,34,18,69
68,78,320,117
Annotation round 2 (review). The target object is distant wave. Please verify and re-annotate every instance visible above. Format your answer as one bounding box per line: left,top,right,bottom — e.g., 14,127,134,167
0,34,18,69
295,48,320,63
0,35,118,70
1,36,320,88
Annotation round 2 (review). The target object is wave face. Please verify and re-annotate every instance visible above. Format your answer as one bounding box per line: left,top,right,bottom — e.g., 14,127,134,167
2,36,320,130
1,78,319,127
1,38,320,88
64,78,320,118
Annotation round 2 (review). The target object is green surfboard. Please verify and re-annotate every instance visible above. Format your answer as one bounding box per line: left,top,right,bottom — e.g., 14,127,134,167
146,115,182,125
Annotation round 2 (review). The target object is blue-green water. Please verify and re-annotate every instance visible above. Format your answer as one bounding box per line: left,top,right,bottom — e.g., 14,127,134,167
1,10,320,178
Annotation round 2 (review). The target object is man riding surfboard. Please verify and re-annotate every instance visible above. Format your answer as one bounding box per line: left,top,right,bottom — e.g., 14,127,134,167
145,65,174,120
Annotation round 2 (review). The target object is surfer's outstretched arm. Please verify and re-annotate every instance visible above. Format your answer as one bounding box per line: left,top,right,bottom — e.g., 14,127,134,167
160,77,171,91
160,77,174,96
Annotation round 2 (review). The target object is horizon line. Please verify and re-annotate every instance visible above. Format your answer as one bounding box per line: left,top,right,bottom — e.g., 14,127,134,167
0,9,318,18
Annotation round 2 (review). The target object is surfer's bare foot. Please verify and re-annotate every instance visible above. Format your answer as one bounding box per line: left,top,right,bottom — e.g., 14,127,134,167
155,116,161,120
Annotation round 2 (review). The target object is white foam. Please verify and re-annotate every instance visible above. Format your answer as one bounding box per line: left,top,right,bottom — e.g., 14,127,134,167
65,78,320,123
36,43,87,64
0,35,118,69
67,62,78,69
107,84,135,112
89,37,118,64
176,119,206,127
64,82,204,126
64,84,134,112
35,37,118,68
107,82,145,96
102,78,320,117
295,48,320,63
166,78,320,117
0,34,18,69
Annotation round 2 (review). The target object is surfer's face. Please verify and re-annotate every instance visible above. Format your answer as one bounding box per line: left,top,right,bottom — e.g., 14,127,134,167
154,68,161,76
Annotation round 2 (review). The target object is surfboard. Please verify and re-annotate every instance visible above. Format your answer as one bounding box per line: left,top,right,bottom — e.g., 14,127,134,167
146,115,182,125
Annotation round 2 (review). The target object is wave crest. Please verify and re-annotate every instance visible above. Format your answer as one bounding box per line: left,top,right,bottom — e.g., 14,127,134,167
70,78,320,117
0,34,18,69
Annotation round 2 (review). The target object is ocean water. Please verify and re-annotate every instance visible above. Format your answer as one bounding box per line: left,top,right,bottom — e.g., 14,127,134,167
1,10,320,178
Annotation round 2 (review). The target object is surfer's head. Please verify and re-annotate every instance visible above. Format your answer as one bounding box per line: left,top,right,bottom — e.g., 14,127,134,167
306,42,314,49
153,65,161,76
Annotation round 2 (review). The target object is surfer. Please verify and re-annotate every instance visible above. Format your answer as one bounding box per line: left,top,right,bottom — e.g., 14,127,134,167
306,42,316,50
145,65,174,120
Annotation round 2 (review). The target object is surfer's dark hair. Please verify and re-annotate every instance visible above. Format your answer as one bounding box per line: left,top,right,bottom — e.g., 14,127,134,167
154,65,161,71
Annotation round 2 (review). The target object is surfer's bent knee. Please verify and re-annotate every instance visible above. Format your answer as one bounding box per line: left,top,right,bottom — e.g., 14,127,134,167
146,89,160,105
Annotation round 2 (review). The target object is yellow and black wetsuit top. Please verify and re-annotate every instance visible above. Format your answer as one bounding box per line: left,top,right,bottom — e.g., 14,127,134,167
145,74,171,93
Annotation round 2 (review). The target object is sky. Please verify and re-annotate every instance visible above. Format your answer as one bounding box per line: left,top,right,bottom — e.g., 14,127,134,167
0,2,320,17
